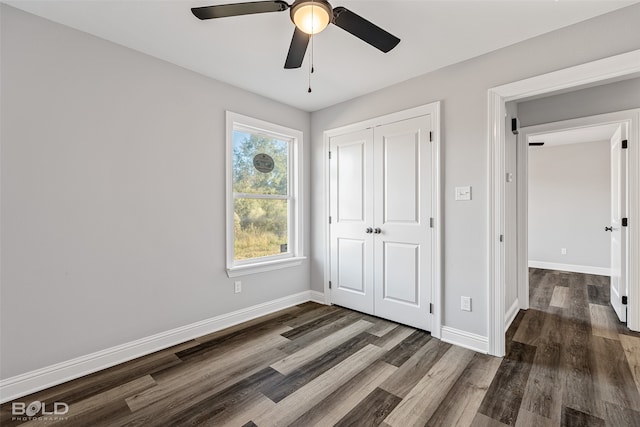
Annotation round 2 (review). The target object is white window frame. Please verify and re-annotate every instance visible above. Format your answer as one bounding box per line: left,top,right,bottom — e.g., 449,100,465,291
226,111,304,277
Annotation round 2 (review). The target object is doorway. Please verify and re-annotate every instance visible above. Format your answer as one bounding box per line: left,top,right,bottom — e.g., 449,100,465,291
487,49,640,357
517,115,634,325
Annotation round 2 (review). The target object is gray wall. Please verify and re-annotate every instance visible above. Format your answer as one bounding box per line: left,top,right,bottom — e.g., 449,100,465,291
0,5,311,379
310,4,640,337
518,77,640,127
528,141,611,269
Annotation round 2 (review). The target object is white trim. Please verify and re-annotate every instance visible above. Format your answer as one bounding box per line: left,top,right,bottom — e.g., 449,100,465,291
488,49,640,356
505,299,520,332
528,261,611,277
322,102,442,338
310,290,327,304
225,111,304,277
227,256,306,277
0,290,316,404
440,326,489,354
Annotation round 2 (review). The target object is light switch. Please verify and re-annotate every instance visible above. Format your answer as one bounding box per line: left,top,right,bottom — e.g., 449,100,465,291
455,186,472,201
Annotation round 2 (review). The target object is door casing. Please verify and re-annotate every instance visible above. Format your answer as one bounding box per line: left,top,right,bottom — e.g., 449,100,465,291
488,49,640,357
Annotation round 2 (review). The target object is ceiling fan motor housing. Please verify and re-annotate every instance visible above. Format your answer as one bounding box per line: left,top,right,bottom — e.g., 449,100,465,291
290,0,333,34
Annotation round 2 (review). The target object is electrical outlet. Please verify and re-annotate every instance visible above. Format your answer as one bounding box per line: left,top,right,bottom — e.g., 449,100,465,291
234,281,242,294
561,248,567,255
461,296,472,312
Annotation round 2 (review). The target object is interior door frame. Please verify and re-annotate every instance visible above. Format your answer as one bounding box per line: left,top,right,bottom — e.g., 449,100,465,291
518,111,638,315
488,49,640,357
322,102,442,338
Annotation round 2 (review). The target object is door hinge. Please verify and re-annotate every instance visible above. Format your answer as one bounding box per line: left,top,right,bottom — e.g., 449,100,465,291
499,234,504,242
430,217,434,228
622,295,628,305
329,216,332,224
429,131,433,142
511,117,519,135
329,151,332,159
622,140,628,149
329,281,332,290
622,218,628,227
429,303,433,314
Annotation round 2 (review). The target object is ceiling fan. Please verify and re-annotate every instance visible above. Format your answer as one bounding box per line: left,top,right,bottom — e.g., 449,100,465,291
191,0,401,69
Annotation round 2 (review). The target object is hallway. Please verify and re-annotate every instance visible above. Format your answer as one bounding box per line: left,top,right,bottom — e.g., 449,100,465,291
478,268,640,426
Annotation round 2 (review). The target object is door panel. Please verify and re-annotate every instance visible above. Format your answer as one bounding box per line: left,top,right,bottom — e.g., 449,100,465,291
382,242,420,305
330,129,375,314
374,116,432,330
610,125,627,322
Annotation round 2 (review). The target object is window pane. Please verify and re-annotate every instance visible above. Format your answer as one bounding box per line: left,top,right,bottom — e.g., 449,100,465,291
233,130,288,195
234,198,288,260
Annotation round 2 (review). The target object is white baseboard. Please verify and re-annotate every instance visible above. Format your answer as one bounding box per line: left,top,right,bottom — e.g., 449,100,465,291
528,260,611,277
440,326,489,354
505,299,520,332
0,290,316,404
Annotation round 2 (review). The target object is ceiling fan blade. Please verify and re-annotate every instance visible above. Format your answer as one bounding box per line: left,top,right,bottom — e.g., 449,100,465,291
284,27,310,69
192,1,289,20
332,7,400,53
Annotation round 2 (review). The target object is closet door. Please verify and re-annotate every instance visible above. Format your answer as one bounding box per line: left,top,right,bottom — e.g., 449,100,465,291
373,116,432,330
329,128,375,315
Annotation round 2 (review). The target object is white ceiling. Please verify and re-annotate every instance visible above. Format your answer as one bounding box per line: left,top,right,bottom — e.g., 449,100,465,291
528,123,621,147
6,0,638,111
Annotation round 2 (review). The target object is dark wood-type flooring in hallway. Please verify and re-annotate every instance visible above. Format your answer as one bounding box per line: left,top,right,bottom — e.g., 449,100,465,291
2,269,640,426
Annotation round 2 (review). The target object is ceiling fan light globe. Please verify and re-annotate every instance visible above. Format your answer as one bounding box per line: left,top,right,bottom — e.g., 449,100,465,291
291,1,331,35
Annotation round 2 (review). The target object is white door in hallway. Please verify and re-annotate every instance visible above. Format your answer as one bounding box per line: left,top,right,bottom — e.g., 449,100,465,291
329,115,434,331
610,125,628,323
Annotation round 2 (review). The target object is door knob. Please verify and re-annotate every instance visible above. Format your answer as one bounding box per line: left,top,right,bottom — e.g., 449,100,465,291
366,227,373,234
374,228,382,234
605,226,613,232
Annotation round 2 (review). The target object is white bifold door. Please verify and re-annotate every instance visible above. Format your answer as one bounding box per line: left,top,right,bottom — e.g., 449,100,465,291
329,115,434,331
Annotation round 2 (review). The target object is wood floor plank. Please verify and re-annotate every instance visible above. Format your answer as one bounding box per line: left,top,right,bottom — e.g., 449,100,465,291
252,343,386,427
561,406,605,427
380,330,432,367
376,325,416,350
280,308,351,340
471,413,511,427
514,409,555,427
277,311,361,355
426,353,502,427
125,329,289,413
603,401,640,427
478,341,537,426
587,284,609,306
288,360,397,427
590,304,620,341
520,340,563,422
335,387,401,427
147,367,282,427
383,344,475,427
550,286,570,308
561,316,602,419
379,338,451,398
22,375,156,427
619,334,640,394
271,319,373,375
259,331,376,403
591,335,640,411
367,319,399,337
512,309,545,346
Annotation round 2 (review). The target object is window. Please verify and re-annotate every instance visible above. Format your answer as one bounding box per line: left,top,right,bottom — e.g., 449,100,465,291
226,112,304,277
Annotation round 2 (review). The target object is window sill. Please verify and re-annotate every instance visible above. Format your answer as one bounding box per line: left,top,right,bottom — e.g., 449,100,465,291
226,256,306,278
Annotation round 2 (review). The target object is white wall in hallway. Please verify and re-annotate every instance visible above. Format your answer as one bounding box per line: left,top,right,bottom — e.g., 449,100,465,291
528,141,611,271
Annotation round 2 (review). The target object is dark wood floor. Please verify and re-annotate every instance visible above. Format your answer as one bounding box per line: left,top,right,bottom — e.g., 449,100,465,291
2,269,639,426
